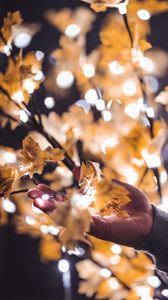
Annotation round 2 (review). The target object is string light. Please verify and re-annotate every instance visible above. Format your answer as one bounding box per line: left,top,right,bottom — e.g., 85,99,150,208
23,79,36,94
65,24,81,38
124,103,140,119
19,110,29,123
100,268,111,278
108,61,124,75
25,215,36,225
84,89,98,105
58,259,70,273
111,245,122,254
56,71,75,89
142,150,161,168
122,80,137,96
101,137,118,154
147,276,161,288
4,152,16,163
14,31,32,48
161,289,168,297
12,91,24,104
82,64,95,78
40,224,49,234
102,110,112,122
35,50,44,61
44,97,55,109
137,9,151,21
2,199,16,213
95,99,105,111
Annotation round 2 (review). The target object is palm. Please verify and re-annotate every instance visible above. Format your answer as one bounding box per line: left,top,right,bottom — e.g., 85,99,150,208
28,180,153,248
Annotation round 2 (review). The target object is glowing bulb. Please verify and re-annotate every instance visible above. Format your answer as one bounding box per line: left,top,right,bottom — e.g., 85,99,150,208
108,61,124,75
147,276,161,288
146,107,155,118
139,57,155,73
111,245,122,254
100,268,111,278
3,45,11,56
96,99,105,111
82,64,95,78
65,24,81,38
48,226,59,236
34,71,44,81
76,99,90,113
58,259,70,273
2,199,16,213
122,80,137,96
14,31,32,48
137,9,150,21
35,50,44,61
12,91,24,104
25,216,36,225
160,170,167,184
4,152,16,163
41,194,50,201
19,110,29,123
44,97,55,109
110,255,121,265
84,89,98,105
108,278,120,290
40,224,49,234
102,110,112,122
162,289,168,297
124,103,140,119
142,150,161,168
56,71,74,89
101,137,118,154
118,3,127,14
23,79,36,94
137,97,146,112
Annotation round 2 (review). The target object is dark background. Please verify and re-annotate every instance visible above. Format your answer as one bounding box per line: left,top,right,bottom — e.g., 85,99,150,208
0,1,168,299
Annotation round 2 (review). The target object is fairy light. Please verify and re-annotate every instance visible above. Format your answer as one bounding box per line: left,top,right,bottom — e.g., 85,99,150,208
108,278,120,290
48,225,60,236
147,276,161,288
34,71,44,81
44,97,55,109
12,91,24,104
160,170,167,184
58,259,70,273
76,99,91,113
101,137,118,154
162,289,168,297
25,215,36,225
137,9,151,21
41,194,50,201
65,24,81,38
35,50,44,61
40,224,49,234
84,89,99,105
144,76,159,93
102,110,112,122
2,198,16,213
124,103,140,119
139,57,155,73
4,152,16,163
111,245,122,254
137,97,146,112
146,107,155,118
100,268,111,278
110,255,121,265
19,110,29,123
23,79,36,94
82,64,95,78
14,31,32,48
118,3,127,15
3,45,11,56
96,99,105,111
108,61,124,75
122,80,137,96
142,150,161,168
68,247,85,256
56,71,75,89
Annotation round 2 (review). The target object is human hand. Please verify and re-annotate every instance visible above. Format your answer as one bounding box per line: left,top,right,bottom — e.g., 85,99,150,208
28,170,154,248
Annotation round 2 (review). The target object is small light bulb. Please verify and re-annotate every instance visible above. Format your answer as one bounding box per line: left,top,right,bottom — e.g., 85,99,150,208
82,64,95,78
14,31,32,48
2,199,16,213
25,215,36,225
44,97,55,109
122,80,137,96
124,103,140,119
108,61,124,75
65,24,81,38
19,110,29,123
58,259,70,273
84,89,98,105
56,71,74,89
102,110,112,122
137,9,150,21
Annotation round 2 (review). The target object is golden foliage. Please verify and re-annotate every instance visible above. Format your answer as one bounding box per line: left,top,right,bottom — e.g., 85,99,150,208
0,165,17,197
19,136,65,177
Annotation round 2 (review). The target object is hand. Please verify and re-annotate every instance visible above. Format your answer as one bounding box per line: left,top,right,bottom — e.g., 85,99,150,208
28,177,154,248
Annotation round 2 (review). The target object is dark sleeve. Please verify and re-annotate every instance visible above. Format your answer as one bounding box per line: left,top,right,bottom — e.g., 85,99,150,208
136,205,168,274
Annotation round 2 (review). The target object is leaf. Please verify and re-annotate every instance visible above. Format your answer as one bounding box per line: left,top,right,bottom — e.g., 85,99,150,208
139,40,152,52
0,165,17,197
79,160,102,193
19,136,64,177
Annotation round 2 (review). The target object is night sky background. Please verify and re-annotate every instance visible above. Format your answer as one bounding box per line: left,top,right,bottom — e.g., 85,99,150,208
0,1,168,299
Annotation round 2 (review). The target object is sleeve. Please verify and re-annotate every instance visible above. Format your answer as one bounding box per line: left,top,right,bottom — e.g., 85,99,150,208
135,205,168,274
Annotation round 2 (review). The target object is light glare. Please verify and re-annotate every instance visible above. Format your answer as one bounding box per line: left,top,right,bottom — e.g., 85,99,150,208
56,71,74,89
